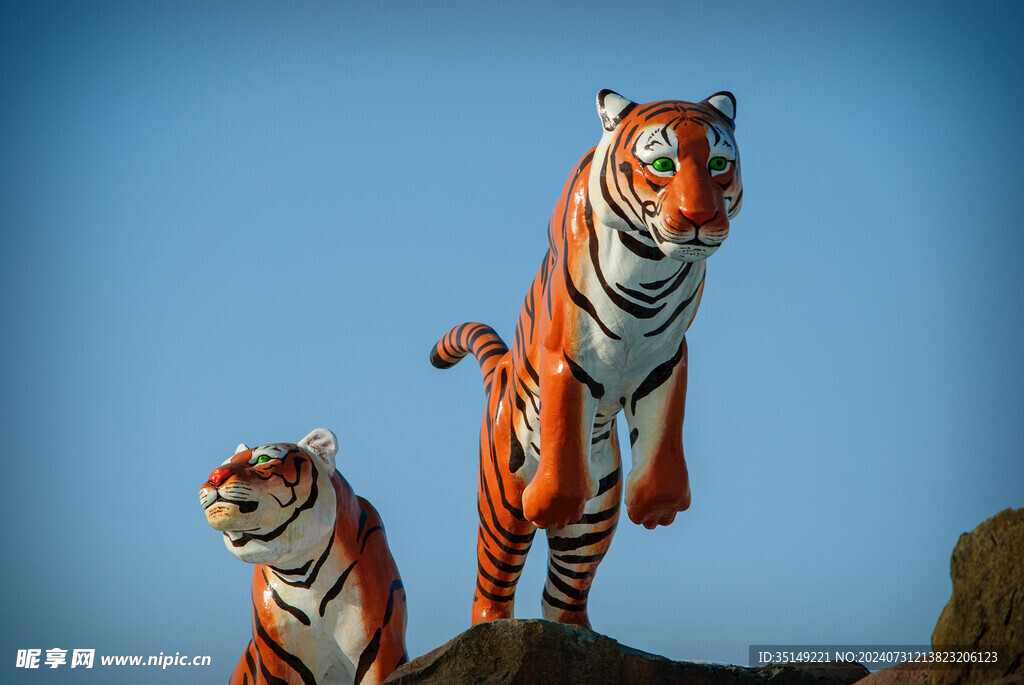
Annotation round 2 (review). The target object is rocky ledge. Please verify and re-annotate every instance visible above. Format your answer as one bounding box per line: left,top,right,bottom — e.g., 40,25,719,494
383,618,868,685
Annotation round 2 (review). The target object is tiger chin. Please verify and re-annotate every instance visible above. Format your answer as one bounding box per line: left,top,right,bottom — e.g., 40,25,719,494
200,428,407,685
431,89,742,630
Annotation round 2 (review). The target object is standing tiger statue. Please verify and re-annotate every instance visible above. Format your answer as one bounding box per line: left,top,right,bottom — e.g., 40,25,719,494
430,89,742,628
200,428,408,685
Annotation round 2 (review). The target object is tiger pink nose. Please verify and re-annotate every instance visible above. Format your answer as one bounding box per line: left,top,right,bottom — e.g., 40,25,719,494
208,467,232,487
681,209,717,226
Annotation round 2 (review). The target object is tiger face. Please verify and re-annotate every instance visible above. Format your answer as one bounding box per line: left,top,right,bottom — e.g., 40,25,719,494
590,90,742,262
200,428,338,565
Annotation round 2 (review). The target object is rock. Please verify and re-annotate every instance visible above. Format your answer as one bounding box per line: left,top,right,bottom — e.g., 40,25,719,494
383,619,868,685
854,662,929,685
931,507,1024,685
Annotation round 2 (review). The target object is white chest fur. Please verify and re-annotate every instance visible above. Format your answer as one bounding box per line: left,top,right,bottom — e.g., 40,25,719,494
572,223,705,410
258,552,367,683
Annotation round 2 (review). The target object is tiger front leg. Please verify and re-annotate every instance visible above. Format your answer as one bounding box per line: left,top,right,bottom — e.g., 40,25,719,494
624,338,692,529
522,350,599,529
228,642,257,685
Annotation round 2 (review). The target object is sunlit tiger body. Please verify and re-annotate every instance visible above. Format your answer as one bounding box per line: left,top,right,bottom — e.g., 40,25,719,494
200,429,407,685
431,90,742,627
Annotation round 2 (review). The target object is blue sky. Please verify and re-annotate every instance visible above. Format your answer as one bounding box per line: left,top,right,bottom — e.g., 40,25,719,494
2,1,1022,682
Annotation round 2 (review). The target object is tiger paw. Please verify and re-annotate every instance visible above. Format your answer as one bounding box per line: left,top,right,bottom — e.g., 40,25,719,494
522,480,589,530
471,595,515,626
624,469,691,530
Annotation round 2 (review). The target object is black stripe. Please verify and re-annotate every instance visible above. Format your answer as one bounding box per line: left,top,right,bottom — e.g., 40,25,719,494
271,530,334,588
509,427,527,473
517,372,540,415
643,271,704,338
263,569,310,626
547,527,615,551
429,346,457,369
728,187,743,217
259,660,290,685
630,340,685,414
360,526,383,553
354,629,381,685
615,227,663,260
595,467,621,496
599,144,641,229
517,330,540,387
513,382,535,430
564,352,605,399
547,567,589,602
382,579,404,628
481,537,527,574
318,560,358,617
638,102,684,119
356,506,368,543
479,561,519,589
577,502,619,524
550,560,595,580
542,588,587,612
477,344,505,368
476,579,515,603
272,558,312,576
617,262,691,304
244,643,257,681
253,599,317,685
553,551,607,565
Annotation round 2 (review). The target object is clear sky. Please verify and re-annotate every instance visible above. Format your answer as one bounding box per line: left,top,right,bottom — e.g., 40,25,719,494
2,1,1022,682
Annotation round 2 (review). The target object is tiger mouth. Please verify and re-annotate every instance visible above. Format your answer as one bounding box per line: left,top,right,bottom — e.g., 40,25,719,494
651,224,709,247
206,495,258,514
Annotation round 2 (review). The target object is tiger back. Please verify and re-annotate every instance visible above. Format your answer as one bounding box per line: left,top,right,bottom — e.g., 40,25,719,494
430,90,742,628
200,428,407,685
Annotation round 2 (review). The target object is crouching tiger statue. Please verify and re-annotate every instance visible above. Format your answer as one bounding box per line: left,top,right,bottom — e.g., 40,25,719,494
431,89,742,628
200,428,407,685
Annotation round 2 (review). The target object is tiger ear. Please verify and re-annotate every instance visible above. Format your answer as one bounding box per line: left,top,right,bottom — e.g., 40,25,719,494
597,89,636,132
298,428,338,471
221,443,250,465
704,91,736,127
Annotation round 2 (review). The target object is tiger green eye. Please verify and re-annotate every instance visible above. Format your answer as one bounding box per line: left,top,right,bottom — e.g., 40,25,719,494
709,157,729,172
257,455,271,464
651,157,675,173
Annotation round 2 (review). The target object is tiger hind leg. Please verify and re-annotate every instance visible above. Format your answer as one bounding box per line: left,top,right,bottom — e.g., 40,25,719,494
473,465,536,623
541,428,623,628
472,372,536,624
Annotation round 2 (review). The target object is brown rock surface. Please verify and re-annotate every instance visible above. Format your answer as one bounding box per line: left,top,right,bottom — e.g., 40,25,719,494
855,662,929,685
383,618,868,685
930,507,1024,685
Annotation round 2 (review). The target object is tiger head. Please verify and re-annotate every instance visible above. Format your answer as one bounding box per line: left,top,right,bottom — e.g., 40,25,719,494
589,89,742,262
200,428,339,565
